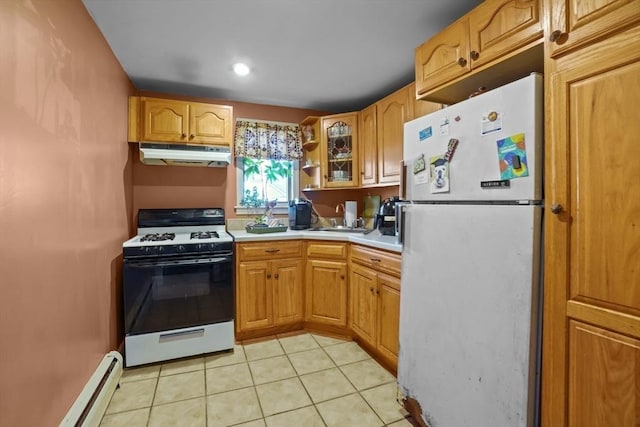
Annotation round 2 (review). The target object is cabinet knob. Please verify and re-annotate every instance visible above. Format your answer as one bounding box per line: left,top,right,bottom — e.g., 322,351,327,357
340,275,345,280
181,133,186,138
550,204,563,214
267,273,272,279
376,289,380,296
470,50,479,61
369,287,374,293
549,30,566,43
189,134,195,139
457,57,467,67
274,273,279,279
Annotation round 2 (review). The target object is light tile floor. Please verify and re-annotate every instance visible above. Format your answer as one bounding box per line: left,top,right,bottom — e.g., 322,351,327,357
100,333,414,427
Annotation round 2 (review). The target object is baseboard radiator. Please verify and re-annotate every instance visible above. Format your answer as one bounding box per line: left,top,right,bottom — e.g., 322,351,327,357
60,351,123,427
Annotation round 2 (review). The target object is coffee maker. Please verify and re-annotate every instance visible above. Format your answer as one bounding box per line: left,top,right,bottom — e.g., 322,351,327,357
288,199,313,230
375,196,402,236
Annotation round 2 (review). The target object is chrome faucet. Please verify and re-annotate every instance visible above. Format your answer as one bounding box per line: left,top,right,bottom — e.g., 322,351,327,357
335,203,346,226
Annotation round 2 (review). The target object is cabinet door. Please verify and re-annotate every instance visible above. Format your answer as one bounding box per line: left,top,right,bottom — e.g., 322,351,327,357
349,264,378,346
359,104,377,186
568,321,640,427
468,0,542,69
377,86,412,184
141,98,189,142
188,102,233,145
320,114,359,188
415,18,470,97
376,274,401,365
543,25,640,427
237,261,272,331
546,0,640,58
272,259,304,325
305,259,348,326
410,83,443,120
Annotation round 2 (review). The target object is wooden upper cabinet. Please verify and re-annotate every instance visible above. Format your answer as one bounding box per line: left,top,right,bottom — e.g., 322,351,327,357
468,0,542,68
377,85,413,184
359,104,378,186
320,113,359,188
411,82,443,120
141,98,189,143
188,102,233,145
546,0,640,58
133,96,233,145
415,18,470,97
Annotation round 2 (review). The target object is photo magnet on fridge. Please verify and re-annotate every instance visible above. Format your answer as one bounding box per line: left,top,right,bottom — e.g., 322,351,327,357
429,155,450,193
497,133,529,180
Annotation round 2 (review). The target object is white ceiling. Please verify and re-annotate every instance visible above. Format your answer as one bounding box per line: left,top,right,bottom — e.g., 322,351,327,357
82,0,482,113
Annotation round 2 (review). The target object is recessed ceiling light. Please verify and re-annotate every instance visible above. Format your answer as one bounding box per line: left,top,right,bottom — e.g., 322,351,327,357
233,63,250,76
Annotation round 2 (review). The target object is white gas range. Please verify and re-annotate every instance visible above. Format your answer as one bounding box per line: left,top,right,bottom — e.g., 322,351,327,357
122,208,235,367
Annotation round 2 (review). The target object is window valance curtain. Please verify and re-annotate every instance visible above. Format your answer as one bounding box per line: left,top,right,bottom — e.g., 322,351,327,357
234,119,303,161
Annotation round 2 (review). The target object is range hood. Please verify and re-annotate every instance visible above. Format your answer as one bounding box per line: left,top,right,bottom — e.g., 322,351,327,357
139,143,231,167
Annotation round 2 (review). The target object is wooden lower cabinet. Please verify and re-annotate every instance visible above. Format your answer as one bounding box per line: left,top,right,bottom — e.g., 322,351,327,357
236,258,303,333
305,259,348,327
349,246,402,370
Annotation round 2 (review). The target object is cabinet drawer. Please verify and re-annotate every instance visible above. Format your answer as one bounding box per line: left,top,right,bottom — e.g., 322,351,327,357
237,241,303,261
306,241,348,259
350,245,401,277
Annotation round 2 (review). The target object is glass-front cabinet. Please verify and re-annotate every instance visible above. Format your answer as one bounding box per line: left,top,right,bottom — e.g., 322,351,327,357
320,113,359,188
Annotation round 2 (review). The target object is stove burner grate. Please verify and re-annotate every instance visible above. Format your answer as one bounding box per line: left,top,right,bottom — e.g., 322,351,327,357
190,231,220,240
140,233,176,242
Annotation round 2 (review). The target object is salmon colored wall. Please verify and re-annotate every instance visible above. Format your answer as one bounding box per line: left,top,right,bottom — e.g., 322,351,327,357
0,1,134,425
132,91,329,221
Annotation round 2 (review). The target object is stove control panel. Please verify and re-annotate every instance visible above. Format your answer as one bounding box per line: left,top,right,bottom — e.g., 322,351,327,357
124,241,233,258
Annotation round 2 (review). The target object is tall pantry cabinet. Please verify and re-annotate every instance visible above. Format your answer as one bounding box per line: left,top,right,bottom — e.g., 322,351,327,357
542,2,640,426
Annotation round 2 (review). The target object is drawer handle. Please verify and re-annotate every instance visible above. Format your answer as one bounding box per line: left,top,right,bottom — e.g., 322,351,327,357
265,249,280,254
370,258,381,263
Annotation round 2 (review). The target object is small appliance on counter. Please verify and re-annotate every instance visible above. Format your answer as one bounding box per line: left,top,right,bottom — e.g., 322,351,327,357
375,196,402,235
288,198,313,230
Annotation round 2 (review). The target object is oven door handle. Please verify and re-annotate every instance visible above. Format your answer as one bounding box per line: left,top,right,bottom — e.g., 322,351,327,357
127,256,231,268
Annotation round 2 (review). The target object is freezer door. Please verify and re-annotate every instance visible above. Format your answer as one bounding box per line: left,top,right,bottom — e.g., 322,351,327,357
403,73,543,202
398,203,541,427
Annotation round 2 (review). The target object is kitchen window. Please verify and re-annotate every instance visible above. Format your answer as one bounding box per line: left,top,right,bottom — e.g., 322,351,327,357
234,119,302,216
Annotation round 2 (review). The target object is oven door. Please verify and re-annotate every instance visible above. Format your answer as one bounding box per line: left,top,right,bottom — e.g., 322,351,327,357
123,254,234,336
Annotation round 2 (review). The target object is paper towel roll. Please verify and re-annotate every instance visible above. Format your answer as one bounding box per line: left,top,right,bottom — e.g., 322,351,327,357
345,201,357,227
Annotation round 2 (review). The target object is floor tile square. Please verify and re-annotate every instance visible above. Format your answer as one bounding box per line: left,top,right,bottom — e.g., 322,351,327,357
339,359,395,390
244,339,284,361
205,362,253,394
206,387,263,426
265,406,324,427
105,378,156,414
120,365,160,383
388,418,415,426
360,382,408,424
248,355,296,385
299,367,356,403
278,334,319,354
99,408,149,427
323,341,370,366
311,334,348,347
288,348,336,375
159,357,204,376
255,377,311,416
205,345,246,368
316,393,384,427
148,397,206,427
153,371,205,405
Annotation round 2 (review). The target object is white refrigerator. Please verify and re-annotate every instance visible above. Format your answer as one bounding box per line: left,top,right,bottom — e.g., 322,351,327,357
398,74,543,427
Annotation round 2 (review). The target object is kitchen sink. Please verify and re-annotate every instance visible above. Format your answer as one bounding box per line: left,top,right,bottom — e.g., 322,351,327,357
308,226,374,234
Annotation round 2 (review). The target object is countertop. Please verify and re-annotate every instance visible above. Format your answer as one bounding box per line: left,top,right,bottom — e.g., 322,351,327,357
228,228,402,253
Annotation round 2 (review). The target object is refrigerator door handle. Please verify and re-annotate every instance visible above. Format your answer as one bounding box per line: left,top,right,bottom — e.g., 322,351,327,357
399,160,407,200
397,204,407,244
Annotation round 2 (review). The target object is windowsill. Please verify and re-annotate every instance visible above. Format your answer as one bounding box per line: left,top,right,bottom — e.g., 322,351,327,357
234,206,290,216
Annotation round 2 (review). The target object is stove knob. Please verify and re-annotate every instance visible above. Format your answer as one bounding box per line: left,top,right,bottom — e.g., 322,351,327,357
177,245,185,252
157,246,164,253
209,243,217,250
144,247,151,253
